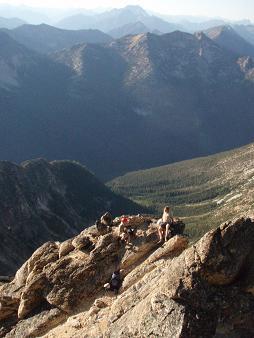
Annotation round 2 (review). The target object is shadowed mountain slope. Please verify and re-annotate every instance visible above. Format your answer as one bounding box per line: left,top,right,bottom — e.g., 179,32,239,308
205,25,254,57
1,31,254,179
233,24,254,46
0,159,143,275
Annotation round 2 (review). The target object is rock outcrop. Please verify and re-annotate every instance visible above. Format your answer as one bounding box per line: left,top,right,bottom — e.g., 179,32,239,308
1,216,254,337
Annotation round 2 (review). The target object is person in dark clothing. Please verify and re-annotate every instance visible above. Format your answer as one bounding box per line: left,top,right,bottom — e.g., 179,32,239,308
120,226,135,245
101,212,112,227
104,270,122,294
96,212,113,233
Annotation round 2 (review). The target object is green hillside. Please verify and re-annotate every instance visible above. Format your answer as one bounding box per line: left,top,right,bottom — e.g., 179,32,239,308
108,143,254,239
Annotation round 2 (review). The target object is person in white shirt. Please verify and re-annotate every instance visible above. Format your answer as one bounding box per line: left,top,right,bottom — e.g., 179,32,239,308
157,206,173,243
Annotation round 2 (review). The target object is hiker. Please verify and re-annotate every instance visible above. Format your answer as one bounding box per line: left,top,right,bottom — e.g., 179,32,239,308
101,212,112,228
120,226,135,245
118,216,129,235
104,270,122,294
157,206,174,243
96,212,112,232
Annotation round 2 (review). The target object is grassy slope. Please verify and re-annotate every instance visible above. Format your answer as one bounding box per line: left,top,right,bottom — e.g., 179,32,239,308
108,143,254,239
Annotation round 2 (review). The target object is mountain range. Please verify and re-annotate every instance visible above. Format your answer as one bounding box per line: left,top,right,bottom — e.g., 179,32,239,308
0,4,50,25
1,9,254,335
0,16,25,29
57,5,180,34
1,27,254,179
0,4,254,37
0,159,142,275
2,24,112,54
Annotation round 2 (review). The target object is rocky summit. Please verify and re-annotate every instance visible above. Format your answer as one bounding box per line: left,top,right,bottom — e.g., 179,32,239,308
0,215,254,337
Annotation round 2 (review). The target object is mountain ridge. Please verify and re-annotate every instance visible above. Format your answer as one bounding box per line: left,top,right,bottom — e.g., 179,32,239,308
0,16,26,29
1,30,254,179
2,23,112,54
57,5,180,33
205,25,254,57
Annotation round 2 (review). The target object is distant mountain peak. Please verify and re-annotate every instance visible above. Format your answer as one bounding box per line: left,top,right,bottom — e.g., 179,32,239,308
205,25,254,57
0,16,26,29
205,25,236,39
122,5,148,16
58,5,178,34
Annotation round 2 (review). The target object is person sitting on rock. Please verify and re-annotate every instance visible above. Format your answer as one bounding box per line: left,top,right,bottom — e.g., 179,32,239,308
158,206,174,243
120,226,135,245
96,212,112,233
104,270,122,294
118,216,129,235
101,212,113,228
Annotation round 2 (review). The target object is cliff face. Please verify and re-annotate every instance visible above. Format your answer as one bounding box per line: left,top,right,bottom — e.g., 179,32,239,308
1,216,254,337
0,159,143,275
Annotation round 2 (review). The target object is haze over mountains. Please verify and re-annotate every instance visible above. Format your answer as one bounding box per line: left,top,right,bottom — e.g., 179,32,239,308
234,24,254,45
1,20,254,179
57,5,180,35
0,4,253,35
2,24,112,54
0,4,50,25
0,16,26,29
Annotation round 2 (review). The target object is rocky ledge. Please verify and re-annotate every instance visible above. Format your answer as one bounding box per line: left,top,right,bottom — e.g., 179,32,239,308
0,216,254,337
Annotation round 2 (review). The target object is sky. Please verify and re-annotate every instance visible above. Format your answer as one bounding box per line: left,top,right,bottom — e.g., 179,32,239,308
0,0,253,21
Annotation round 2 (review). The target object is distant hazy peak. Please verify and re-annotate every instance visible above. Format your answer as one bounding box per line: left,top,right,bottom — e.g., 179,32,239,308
205,25,236,39
204,24,254,57
0,16,26,29
110,5,148,16
13,23,57,32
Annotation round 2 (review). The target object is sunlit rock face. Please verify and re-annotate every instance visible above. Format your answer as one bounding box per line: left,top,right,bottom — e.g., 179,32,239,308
1,216,254,338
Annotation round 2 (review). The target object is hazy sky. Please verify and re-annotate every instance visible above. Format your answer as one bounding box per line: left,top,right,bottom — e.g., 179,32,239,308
0,0,253,21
